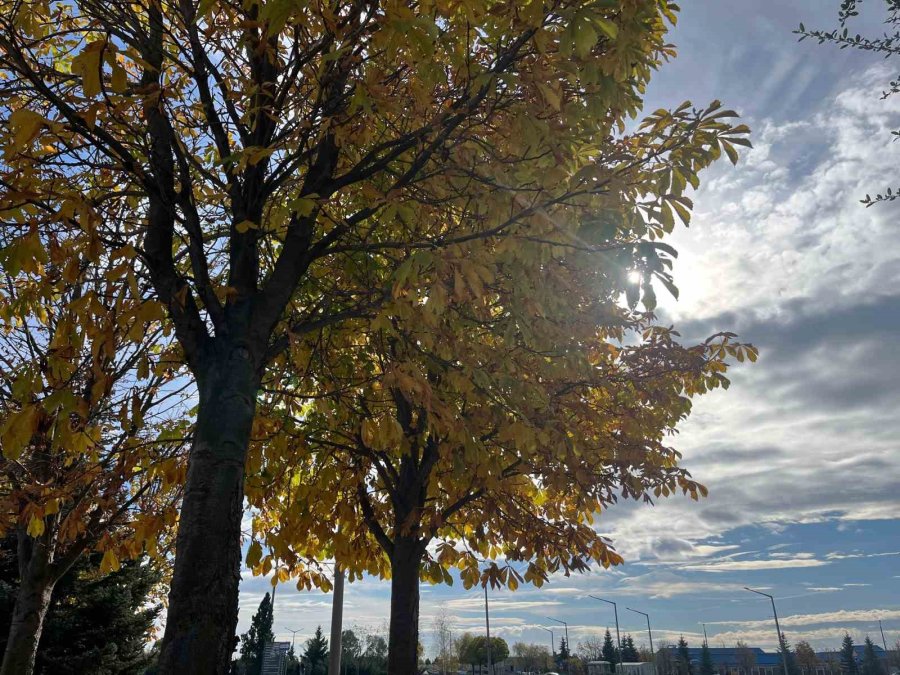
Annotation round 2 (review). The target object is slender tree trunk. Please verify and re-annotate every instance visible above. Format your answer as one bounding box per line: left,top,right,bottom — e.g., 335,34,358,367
329,566,345,675
158,346,258,674
387,537,424,675
0,536,55,675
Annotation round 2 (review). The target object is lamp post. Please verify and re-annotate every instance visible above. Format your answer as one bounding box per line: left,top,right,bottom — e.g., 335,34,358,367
627,608,654,662
745,587,789,675
485,585,493,675
590,596,623,668
547,617,570,674
879,620,889,654
542,627,556,667
284,626,302,653
701,623,708,647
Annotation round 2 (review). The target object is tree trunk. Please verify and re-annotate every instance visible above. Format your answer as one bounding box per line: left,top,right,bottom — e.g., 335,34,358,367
157,348,258,674
0,537,55,675
387,537,424,675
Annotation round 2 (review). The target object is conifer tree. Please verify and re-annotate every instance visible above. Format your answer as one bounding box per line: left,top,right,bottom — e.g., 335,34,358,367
700,642,716,675
303,626,329,675
861,637,883,675
678,637,694,675
239,593,274,675
603,629,619,672
623,635,640,662
779,633,801,675
841,635,860,675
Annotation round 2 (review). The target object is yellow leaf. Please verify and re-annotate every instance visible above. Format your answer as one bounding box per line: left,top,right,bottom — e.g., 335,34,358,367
27,514,45,538
111,63,128,94
100,548,120,573
247,540,263,568
8,108,44,151
1,404,40,460
235,220,257,233
71,40,105,98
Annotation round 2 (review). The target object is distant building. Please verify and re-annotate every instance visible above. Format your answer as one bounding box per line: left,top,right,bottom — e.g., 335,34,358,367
588,662,657,675
261,641,291,675
660,646,782,675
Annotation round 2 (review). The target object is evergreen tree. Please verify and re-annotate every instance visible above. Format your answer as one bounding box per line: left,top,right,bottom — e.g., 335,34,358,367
622,635,640,662
304,626,329,675
0,538,161,675
841,635,859,675
239,593,274,675
779,633,801,675
603,629,619,672
559,637,571,668
861,637,883,675
677,636,694,675
700,642,716,675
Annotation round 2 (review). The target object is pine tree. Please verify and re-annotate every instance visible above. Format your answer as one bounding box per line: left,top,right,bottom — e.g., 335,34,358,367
677,636,694,675
603,629,619,672
700,642,716,675
841,635,859,675
622,635,640,662
779,633,801,675
559,637,571,669
0,538,161,675
861,637,883,675
240,593,274,675
304,626,329,675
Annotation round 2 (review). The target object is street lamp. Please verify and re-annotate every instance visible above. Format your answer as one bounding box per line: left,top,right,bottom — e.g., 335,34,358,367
745,587,789,675
701,623,709,647
541,627,555,659
547,617,570,674
627,607,654,662
284,626,302,652
590,596,623,668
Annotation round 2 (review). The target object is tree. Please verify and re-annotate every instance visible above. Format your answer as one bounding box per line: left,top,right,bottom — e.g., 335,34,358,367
622,635,640,663
779,633,801,675
796,0,900,205
736,641,757,675
433,607,455,674
341,629,363,671
457,635,508,672
303,626,329,675
795,641,818,675
0,256,186,675
577,636,605,663
0,2,750,671
677,637,694,675
700,642,716,675
862,637,883,675
515,642,552,673
239,593,274,675
559,636,572,666
0,537,162,675
842,635,860,675
604,630,621,670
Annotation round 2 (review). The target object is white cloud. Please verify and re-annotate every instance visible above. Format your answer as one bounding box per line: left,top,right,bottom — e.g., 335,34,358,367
679,557,829,573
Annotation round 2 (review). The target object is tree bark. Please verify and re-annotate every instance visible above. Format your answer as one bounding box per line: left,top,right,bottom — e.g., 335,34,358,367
0,535,55,675
157,345,258,674
387,537,424,675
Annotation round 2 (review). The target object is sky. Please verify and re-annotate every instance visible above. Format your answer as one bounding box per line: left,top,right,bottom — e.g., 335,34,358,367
235,1,900,658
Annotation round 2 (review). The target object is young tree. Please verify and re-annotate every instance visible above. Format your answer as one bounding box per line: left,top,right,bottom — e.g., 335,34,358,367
677,637,694,675
796,0,900,205
577,636,605,663
795,641,819,675
515,642,552,673
432,606,455,674
559,636,571,666
862,637,883,675
303,626,329,675
842,635,860,675
780,633,801,675
700,642,716,675
0,260,185,675
0,538,162,675
0,1,750,670
736,641,758,675
622,635,640,663
604,630,621,671
239,593,274,675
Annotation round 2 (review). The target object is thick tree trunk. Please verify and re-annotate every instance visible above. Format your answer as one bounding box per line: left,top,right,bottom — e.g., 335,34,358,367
157,348,258,674
387,537,424,675
0,537,55,675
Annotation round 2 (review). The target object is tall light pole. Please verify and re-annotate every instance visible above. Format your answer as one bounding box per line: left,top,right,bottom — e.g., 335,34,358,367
879,620,889,654
627,608,654,662
547,617,570,673
542,627,556,664
485,585,493,675
591,596,623,668
701,623,709,647
329,566,345,675
284,627,302,653
745,587,789,675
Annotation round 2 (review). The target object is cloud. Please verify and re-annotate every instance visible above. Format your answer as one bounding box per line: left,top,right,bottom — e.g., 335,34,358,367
708,609,900,630
679,557,829,573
